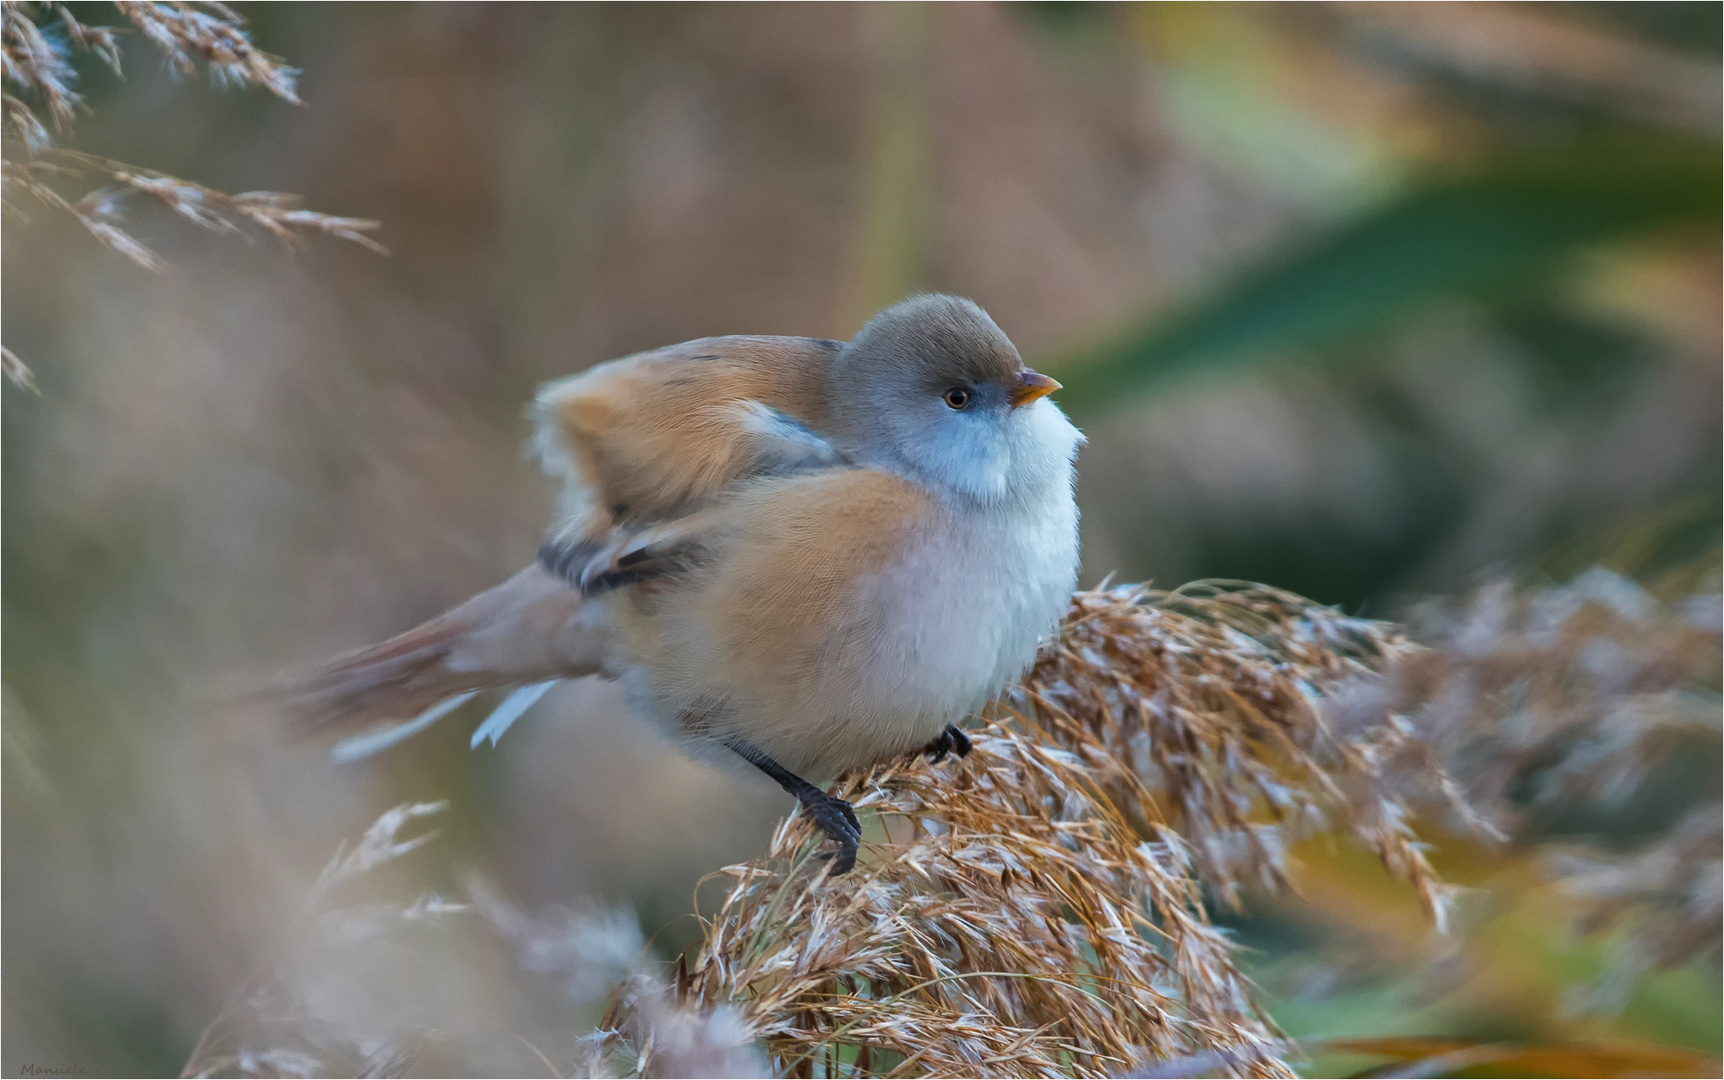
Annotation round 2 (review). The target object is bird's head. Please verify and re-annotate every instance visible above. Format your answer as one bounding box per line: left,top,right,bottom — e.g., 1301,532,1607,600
830,294,1083,504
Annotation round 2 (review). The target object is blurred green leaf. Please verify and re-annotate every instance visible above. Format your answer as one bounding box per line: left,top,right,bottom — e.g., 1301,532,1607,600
1320,1034,1720,1079
1051,136,1721,418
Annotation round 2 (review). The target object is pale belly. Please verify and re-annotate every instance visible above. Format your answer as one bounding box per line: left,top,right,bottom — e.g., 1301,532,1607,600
776,500,1079,776
615,484,1080,779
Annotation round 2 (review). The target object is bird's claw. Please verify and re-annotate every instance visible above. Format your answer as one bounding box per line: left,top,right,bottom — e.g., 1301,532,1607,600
801,792,862,875
923,723,973,764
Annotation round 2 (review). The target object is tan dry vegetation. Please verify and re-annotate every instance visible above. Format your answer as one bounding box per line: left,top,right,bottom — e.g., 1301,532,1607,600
574,574,1718,1078
584,584,1428,1078
3,0,381,382
1367,568,1723,1014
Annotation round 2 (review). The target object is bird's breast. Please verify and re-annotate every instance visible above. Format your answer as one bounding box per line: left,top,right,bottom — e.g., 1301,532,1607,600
856,490,1081,723
611,468,1079,778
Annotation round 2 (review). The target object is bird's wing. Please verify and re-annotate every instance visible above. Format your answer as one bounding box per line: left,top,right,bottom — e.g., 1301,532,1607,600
538,401,846,594
532,335,843,544
270,337,846,754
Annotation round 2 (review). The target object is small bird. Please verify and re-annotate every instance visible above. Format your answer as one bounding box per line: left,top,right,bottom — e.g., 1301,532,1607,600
279,295,1083,873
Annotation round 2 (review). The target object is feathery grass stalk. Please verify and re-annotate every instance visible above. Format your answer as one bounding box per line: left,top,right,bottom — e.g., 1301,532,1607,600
2,0,382,386
602,574,1718,1078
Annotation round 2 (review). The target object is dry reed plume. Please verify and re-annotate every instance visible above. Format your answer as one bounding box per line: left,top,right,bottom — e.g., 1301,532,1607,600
1019,583,1449,919
593,575,1719,1078
621,723,1287,1078
1372,568,1723,1013
594,583,1433,1078
181,801,463,1079
2,0,382,385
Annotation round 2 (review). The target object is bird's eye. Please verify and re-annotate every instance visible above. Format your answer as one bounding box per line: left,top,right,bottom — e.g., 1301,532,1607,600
943,387,970,410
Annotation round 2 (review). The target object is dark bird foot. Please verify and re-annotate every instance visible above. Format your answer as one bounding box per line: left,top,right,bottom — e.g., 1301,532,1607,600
800,790,862,875
923,723,973,764
727,738,864,876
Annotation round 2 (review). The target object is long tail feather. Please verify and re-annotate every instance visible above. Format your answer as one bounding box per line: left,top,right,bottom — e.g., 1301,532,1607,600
332,691,479,763
270,563,606,742
470,679,560,749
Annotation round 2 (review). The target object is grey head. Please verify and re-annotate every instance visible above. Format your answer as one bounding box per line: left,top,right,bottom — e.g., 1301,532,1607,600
829,294,1082,504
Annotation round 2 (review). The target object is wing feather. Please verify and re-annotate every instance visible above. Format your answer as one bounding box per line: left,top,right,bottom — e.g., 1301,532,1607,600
532,335,845,592
532,335,840,542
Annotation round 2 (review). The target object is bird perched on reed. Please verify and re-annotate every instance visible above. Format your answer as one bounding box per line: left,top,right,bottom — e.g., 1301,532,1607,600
278,295,1083,873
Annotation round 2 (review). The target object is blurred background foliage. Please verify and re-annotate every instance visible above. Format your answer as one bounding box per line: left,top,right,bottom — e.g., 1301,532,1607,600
3,3,1718,1077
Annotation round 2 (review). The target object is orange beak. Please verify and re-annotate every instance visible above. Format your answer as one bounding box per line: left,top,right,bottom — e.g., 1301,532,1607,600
1008,369,1061,409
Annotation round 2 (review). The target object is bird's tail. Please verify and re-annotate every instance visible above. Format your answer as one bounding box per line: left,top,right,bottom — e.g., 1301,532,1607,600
269,563,607,759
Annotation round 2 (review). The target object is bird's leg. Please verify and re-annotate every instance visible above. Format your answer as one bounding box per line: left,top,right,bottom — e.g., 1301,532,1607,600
727,740,862,875
922,723,973,764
